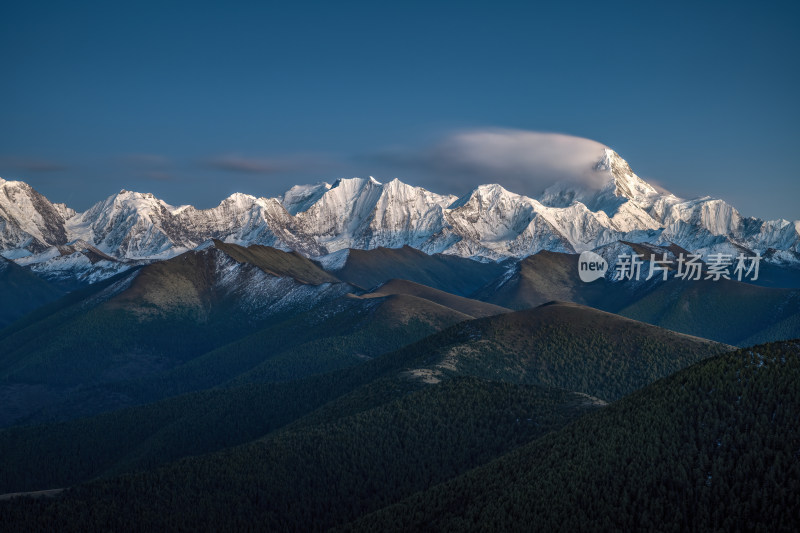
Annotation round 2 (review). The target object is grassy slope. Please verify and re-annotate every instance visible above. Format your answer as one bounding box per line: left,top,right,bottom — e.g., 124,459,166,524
148,291,475,394
332,245,507,295
0,244,357,428
366,278,510,318
0,241,343,378
475,250,652,312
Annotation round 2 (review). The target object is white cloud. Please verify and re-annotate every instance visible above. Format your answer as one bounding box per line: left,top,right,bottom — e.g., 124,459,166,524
369,128,611,197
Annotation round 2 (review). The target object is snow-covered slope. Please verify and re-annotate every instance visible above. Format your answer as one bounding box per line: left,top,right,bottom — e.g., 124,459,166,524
441,184,575,259
177,193,324,256
290,177,458,252
15,240,136,288
178,243,354,321
0,178,74,254
281,182,332,215
1,147,798,285
66,190,325,260
67,190,185,259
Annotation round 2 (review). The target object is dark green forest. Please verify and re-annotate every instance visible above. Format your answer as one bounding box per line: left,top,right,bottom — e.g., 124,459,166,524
0,378,599,531
2,341,798,531
349,341,800,532
0,300,726,495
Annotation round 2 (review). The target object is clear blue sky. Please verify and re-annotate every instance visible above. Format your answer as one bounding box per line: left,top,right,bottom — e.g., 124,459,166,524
1,0,798,220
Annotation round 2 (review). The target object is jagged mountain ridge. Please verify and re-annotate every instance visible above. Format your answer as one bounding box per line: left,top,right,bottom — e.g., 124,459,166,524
0,179,74,254
1,149,798,281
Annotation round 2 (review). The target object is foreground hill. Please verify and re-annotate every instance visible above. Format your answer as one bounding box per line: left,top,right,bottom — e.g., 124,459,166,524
349,340,800,532
0,302,727,507
395,301,729,402
0,288,495,493
0,378,601,532
154,289,480,395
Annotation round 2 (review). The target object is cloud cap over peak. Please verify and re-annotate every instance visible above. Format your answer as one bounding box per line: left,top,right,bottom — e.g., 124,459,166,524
369,128,611,198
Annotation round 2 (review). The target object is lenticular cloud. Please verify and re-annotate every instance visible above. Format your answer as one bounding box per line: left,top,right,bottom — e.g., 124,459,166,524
432,129,610,191
375,128,612,198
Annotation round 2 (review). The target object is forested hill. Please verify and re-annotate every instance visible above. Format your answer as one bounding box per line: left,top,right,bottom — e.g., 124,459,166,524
348,339,800,532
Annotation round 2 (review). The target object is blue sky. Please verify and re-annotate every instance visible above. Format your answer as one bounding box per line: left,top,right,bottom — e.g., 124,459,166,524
1,0,798,219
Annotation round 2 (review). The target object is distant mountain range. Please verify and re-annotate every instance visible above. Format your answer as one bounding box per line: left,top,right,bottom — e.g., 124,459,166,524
2,148,799,287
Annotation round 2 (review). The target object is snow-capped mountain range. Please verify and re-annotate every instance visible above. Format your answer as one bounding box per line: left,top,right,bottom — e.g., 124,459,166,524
1,148,798,284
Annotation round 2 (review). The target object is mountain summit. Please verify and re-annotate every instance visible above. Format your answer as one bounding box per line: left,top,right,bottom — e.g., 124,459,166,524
540,148,658,209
